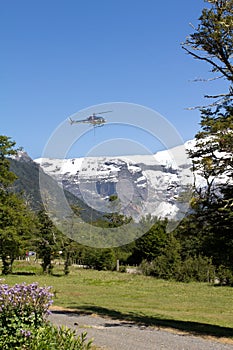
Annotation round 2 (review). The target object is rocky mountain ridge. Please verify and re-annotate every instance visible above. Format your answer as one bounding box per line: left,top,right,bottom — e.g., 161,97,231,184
35,141,195,221
9,151,102,222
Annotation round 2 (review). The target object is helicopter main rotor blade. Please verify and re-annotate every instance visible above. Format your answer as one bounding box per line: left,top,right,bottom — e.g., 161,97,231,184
95,110,113,115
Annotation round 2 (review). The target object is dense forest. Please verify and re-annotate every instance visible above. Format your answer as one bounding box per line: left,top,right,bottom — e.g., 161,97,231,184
0,0,232,284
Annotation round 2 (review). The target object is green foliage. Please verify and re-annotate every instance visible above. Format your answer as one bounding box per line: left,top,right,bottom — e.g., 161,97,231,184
29,326,92,350
0,135,18,189
178,256,215,283
187,105,233,271
181,0,233,283
131,219,168,264
140,252,216,283
0,191,38,274
182,0,233,91
190,105,233,184
0,136,38,274
96,249,116,271
217,265,233,286
154,234,181,280
174,217,204,260
96,213,132,229
0,282,53,349
137,226,218,283
140,234,182,280
36,210,62,274
84,248,116,271
0,281,93,350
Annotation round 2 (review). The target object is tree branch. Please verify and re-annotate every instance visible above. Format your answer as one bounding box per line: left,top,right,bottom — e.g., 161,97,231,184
204,93,233,98
190,76,224,82
182,46,233,82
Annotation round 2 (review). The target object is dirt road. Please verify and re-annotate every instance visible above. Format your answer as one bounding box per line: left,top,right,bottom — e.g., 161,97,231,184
49,310,233,350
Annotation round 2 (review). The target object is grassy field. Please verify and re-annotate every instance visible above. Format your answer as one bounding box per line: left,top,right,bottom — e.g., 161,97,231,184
2,261,233,340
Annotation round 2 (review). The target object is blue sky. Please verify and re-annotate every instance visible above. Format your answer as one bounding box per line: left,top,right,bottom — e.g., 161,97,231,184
1,0,227,159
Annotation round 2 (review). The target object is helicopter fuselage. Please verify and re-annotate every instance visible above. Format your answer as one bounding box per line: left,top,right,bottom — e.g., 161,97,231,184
87,115,106,125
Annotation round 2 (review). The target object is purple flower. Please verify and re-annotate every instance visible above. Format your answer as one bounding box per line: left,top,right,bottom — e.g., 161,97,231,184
20,329,31,337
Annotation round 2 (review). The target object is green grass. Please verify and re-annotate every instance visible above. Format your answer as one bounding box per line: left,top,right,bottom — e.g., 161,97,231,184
2,262,233,340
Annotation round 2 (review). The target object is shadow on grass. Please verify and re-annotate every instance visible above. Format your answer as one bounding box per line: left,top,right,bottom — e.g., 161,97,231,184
2,272,65,277
51,273,65,277
52,305,233,339
12,271,36,276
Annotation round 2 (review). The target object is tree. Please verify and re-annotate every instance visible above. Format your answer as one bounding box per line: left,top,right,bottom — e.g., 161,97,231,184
62,239,79,275
83,248,116,271
182,0,233,104
0,192,37,274
183,0,233,275
0,135,18,188
130,218,168,264
190,104,233,202
36,210,61,274
0,135,37,274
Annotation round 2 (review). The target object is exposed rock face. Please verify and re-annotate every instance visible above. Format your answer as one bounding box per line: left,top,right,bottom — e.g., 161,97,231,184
35,142,194,221
11,150,34,163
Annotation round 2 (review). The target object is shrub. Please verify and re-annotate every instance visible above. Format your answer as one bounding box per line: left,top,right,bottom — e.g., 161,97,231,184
0,282,53,349
30,325,92,350
140,234,182,280
140,259,157,276
0,282,93,349
178,256,215,283
217,265,233,286
85,249,116,271
140,255,216,283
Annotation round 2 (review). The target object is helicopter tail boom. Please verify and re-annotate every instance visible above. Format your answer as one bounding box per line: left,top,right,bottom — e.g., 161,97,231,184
68,118,84,124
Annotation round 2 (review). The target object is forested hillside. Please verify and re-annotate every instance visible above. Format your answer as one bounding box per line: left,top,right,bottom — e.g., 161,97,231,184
9,154,102,222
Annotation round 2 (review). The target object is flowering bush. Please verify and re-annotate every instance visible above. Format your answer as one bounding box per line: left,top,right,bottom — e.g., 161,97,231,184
0,282,53,349
0,282,93,350
0,282,53,321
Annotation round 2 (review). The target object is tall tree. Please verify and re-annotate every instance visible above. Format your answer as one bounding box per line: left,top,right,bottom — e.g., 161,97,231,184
0,136,37,274
36,210,62,274
130,218,168,264
183,0,233,272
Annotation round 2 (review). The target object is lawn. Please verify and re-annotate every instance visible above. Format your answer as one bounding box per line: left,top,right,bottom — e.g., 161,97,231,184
2,262,233,339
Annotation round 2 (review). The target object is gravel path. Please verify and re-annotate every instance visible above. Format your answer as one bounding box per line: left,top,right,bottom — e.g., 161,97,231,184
49,311,233,350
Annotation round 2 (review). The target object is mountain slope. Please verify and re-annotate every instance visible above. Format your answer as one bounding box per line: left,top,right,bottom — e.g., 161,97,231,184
35,142,195,222
9,152,102,222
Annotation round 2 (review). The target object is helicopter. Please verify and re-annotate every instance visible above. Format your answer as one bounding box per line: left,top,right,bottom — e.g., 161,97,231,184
69,111,112,127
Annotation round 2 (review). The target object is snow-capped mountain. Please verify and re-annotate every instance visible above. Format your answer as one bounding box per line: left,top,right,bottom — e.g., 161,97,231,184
35,141,195,221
